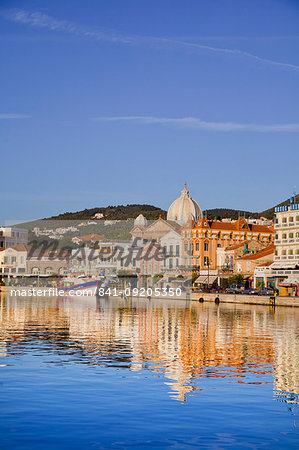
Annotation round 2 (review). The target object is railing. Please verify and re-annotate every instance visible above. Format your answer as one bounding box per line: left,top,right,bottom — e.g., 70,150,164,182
275,223,299,230
275,237,299,245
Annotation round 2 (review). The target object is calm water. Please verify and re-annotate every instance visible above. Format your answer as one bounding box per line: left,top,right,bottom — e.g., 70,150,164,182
0,294,298,449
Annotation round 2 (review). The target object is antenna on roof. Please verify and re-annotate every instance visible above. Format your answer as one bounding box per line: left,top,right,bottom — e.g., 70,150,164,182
294,185,297,197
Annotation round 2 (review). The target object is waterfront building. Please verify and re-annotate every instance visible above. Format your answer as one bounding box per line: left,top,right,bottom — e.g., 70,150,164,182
192,218,274,282
130,184,201,277
160,230,182,273
234,244,275,279
256,198,299,295
0,227,28,249
217,240,268,272
0,244,27,277
26,248,71,276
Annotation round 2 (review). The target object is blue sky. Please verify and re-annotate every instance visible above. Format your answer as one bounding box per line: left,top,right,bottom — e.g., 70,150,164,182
1,0,299,223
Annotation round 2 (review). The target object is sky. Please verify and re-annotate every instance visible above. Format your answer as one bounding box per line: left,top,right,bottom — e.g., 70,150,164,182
1,0,299,224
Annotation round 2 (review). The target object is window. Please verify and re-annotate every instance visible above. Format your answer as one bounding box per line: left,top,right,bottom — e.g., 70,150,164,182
296,216,299,222
176,245,180,256
184,243,187,251
176,258,179,267
282,218,287,223
217,244,221,248
169,245,173,256
204,243,208,251
218,232,221,238
289,216,294,222
205,231,208,237
169,258,173,269
282,233,287,239
204,256,209,266
195,243,199,251
289,233,294,238
230,233,233,239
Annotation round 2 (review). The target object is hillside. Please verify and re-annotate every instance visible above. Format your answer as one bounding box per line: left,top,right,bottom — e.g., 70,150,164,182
203,208,259,220
15,195,297,232
46,204,167,221
260,194,299,219
45,204,261,222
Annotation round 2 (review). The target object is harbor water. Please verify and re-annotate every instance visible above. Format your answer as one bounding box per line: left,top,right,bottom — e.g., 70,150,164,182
0,294,298,449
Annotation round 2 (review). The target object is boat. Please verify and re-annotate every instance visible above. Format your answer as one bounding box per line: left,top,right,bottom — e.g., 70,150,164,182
58,276,100,294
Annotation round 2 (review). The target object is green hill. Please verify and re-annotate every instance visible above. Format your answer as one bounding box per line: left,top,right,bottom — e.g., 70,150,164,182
46,204,167,221
259,194,299,219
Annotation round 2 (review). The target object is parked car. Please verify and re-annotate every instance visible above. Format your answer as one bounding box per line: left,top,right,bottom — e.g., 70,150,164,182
225,285,242,294
242,288,258,295
259,287,275,296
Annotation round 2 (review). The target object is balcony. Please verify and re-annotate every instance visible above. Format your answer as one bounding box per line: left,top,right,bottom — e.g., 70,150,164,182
275,237,299,245
275,222,299,230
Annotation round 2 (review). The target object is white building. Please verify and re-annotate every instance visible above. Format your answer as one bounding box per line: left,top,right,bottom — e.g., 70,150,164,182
0,244,27,276
0,227,28,249
254,199,299,293
160,230,182,272
167,183,202,225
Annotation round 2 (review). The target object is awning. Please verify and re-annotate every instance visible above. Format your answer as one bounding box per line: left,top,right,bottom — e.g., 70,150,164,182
270,263,298,269
278,277,299,286
195,275,218,285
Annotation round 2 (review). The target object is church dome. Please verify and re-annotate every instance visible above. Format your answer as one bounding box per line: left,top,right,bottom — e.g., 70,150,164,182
167,183,202,225
134,214,148,227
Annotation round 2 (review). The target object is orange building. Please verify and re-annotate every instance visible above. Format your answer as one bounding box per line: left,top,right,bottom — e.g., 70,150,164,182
192,218,274,274
234,244,275,276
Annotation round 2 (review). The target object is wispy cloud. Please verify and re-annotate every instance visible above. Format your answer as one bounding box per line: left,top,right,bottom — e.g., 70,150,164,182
2,9,299,72
0,113,30,119
93,115,299,132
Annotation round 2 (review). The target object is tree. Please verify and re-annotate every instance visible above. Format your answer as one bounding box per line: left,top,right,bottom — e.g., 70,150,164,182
192,271,199,284
228,274,244,286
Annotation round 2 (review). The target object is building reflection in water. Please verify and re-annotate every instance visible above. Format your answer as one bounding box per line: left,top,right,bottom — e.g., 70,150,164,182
0,291,298,403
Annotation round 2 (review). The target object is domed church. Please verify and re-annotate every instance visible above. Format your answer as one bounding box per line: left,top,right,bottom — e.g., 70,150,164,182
131,183,202,241
167,183,202,225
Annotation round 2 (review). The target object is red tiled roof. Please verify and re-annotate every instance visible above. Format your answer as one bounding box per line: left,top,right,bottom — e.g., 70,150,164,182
79,234,105,241
195,218,274,234
225,241,249,251
237,244,275,261
257,261,273,267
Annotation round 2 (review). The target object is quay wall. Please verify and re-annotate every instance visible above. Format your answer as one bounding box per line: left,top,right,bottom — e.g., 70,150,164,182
191,292,299,307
